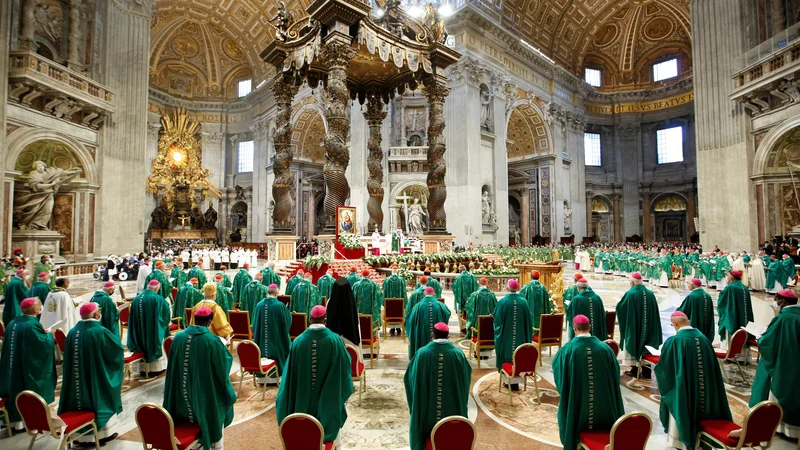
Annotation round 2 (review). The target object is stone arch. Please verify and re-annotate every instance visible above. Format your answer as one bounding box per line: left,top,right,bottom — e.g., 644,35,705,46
291,105,327,163
5,127,98,185
505,101,553,158
650,192,688,241
589,195,613,243
753,118,800,176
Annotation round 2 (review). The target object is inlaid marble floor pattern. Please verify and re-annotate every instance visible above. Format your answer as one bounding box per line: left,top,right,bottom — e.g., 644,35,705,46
2,264,797,449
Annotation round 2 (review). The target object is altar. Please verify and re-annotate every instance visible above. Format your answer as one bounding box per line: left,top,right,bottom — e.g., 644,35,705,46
516,262,566,312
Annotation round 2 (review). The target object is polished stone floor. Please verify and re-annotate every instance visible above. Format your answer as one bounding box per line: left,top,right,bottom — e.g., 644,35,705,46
2,264,797,449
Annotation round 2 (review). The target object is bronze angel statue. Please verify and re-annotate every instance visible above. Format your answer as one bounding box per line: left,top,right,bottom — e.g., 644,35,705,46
423,3,448,44
268,1,293,41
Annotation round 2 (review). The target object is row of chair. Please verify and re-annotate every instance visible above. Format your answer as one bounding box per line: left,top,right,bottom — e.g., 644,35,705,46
468,313,569,369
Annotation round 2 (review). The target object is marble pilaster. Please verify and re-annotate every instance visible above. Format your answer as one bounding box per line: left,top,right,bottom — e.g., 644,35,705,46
519,189,529,244
585,191,594,239
642,191,651,242
0,0,11,254
67,0,83,70
19,0,37,50
612,193,623,242
346,100,368,234
250,116,271,241
616,122,642,239
200,126,225,195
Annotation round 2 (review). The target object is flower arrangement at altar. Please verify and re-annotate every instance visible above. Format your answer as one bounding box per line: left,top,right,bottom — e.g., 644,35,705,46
338,235,365,250
471,265,520,276
302,254,330,271
362,251,484,268
477,246,575,264
397,266,414,282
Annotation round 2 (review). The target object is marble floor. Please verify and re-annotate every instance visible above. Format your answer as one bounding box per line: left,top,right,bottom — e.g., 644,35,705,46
1,264,797,450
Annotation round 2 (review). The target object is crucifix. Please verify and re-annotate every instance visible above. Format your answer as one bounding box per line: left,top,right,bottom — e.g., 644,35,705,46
177,215,189,230
396,192,413,235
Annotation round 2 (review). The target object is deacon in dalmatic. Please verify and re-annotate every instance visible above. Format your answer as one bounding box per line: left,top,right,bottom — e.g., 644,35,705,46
213,273,234,312
353,269,384,331
241,272,269,313
164,307,237,450
452,265,478,317
276,306,353,446
464,277,497,339
0,298,56,431
617,272,662,378
174,279,203,328
565,278,607,340
41,277,80,333
91,281,120,336
232,263,252,306
261,261,281,288
252,284,292,376
127,280,171,375
59,302,125,446
520,270,551,334
750,289,800,438
494,280,533,380
407,287,452,360
655,311,731,450
382,265,408,335
286,268,306,295
317,268,336,300
191,283,233,338
677,277,715,342
717,269,753,350
404,322,472,450
289,273,323,324
553,314,624,450
2,269,29,325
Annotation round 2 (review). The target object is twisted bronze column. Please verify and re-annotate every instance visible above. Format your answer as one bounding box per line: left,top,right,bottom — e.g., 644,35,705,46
365,95,387,232
424,80,450,234
271,77,299,233
320,40,356,232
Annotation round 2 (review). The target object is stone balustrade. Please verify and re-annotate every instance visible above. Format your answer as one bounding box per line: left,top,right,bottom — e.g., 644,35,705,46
388,146,428,159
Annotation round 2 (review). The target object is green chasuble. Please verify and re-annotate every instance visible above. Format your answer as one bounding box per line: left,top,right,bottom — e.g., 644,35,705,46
2,277,29,325
452,271,479,315
317,274,336,300
127,290,171,363
766,259,784,289
382,274,408,305
345,272,359,286
617,284,662,360
260,268,281,288
0,315,56,422
717,280,753,340
566,290,607,340
782,257,796,285
174,285,203,327
163,326,236,449
404,287,426,332
750,306,800,426
218,273,232,289
252,297,292,374
91,291,120,336
170,267,188,292
145,269,172,300
34,262,56,289
276,326,354,442
232,269,253,305
677,288,715,342
407,298,451,360
391,232,400,251
404,341,472,450
288,281,322,324
562,285,579,307
241,281,269,313
58,320,124,429
352,278,384,330
286,274,304,296
520,280,551,332
29,281,50,303
465,287,497,338
655,327,731,449
186,266,207,288
553,335,624,450
214,283,234,313
493,293,533,371
414,278,443,299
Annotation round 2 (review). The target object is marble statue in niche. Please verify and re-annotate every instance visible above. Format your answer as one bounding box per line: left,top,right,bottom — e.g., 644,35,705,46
563,200,572,235
407,197,428,236
203,204,218,230
14,161,81,230
481,190,492,223
480,84,494,133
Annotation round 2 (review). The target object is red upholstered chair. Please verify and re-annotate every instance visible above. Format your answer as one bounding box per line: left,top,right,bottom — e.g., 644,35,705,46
236,340,278,400
606,311,617,340
631,353,660,387
579,412,652,450
289,313,307,341
604,339,620,357
227,310,252,350
533,313,564,366
163,336,174,361
715,329,749,383
499,343,540,404
184,308,194,327
469,315,494,369
697,401,783,450
382,298,406,341
277,295,291,307
118,285,134,301
123,351,147,381
0,396,12,437
171,287,178,302
747,338,760,362
279,413,335,450
54,329,67,363
135,403,201,450
16,390,99,450
321,296,327,308
119,302,130,338
359,314,380,369
427,416,476,450
346,344,366,404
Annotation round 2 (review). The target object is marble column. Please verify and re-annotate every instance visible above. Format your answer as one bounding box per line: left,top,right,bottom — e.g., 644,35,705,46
97,0,152,255
270,77,299,233
687,190,697,236
520,189,530,244
585,191,594,239
612,194,623,242
145,114,161,219
364,96,387,232
19,0,38,50
250,116,270,241
616,123,641,239
424,79,451,234
642,191,651,242
67,0,83,70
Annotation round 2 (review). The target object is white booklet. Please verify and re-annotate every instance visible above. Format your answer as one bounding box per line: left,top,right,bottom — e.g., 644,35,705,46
117,302,130,311
645,345,661,356
45,320,64,333
260,357,275,366
742,322,767,339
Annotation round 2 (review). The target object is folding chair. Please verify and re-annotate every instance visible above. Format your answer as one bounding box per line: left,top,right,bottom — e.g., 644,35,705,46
533,313,564,366
16,390,100,450
499,343,540,404
697,401,783,450
135,403,201,450
579,412,652,450
382,298,405,341
469,315,494,369
428,416,476,450
359,314,380,369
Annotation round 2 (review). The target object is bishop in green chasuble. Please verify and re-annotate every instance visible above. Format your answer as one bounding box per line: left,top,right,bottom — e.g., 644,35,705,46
174,281,203,327
170,264,188,291
352,271,384,330
678,278,716,342
407,288,452,360
241,276,270,313
127,282,171,371
212,274,234,312
452,267,479,315
232,267,253,306
91,282,120,336
163,309,237,450
716,271,753,343
566,279,607,340
617,274,662,367
260,262,281,288
29,272,50,302
0,298,56,424
655,312,731,450
187,263,207,288
144,264,172,300
519,271,551,333
404,278,429,332
553,315,624,450
317,271,337,300
2,271,30,325
493,281,533,372
276,306,354,443
750,290,800,437
766,255,785,293
59,303,124,440
289,277,323,324
285,271,306,296
464,279,497,339
404,323,472,450
382,269,408,333
414,274,443,299
252,285,292,375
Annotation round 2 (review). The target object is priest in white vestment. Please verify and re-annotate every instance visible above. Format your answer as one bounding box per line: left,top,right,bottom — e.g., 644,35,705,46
371,227,382,256
202,250,211,270
40,278,80,332
136,257,152,294
731,253,749,287
749,254,767,291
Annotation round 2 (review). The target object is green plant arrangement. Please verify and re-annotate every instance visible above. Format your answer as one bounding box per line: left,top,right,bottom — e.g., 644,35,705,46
302,254,331,271
338,235,365,250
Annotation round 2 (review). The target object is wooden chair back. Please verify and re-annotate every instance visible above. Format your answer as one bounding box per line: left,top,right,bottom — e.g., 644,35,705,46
289,313,307,341
228,310,252,340
359,314,374,346
476,315,494,346
538,313,564,345
277,295,291,307
606,310,616,340
185,308,193,326
384,298,405,322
